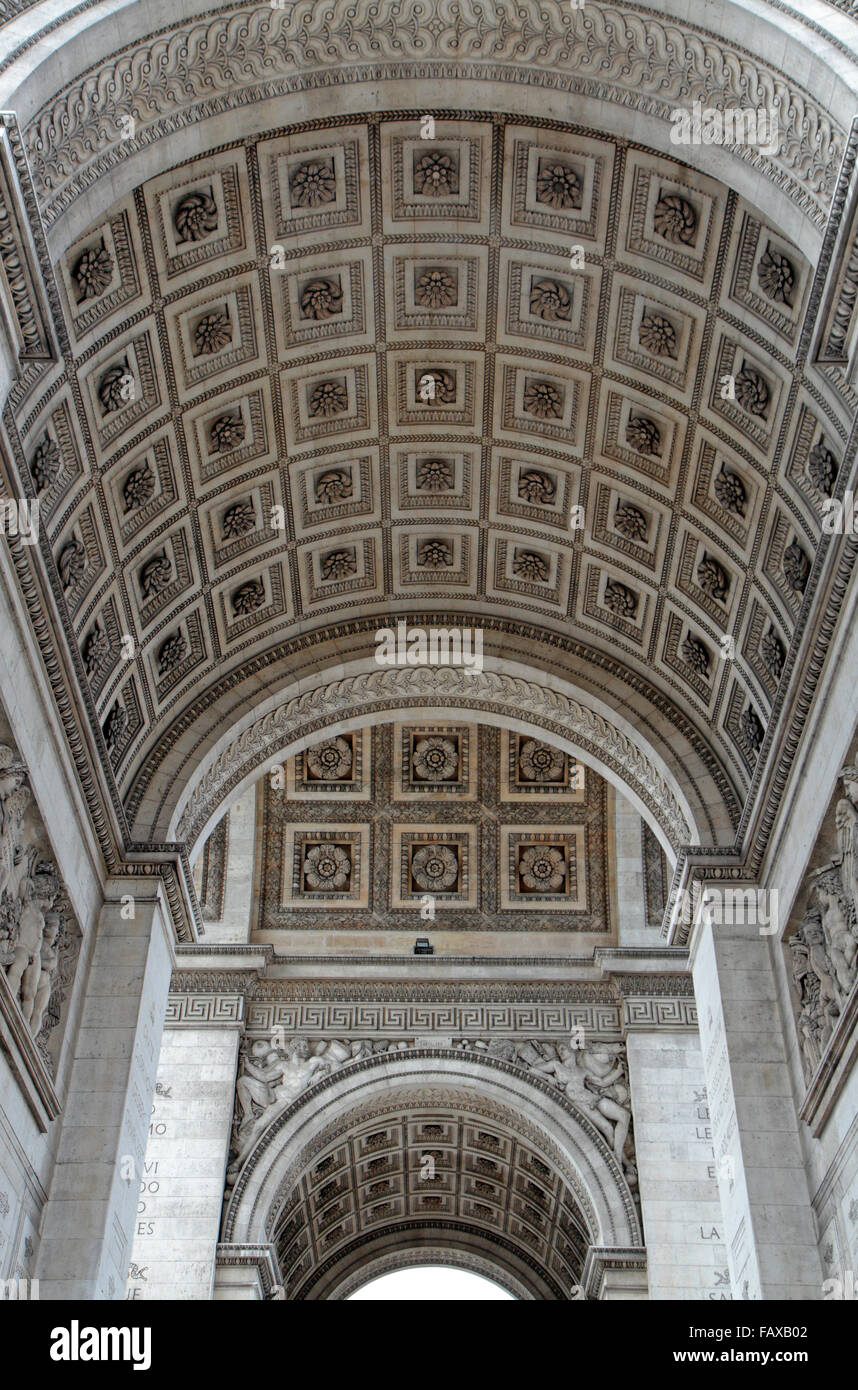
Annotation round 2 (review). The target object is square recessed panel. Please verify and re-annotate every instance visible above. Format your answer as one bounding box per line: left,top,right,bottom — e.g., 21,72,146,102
259,130,369,241
82,329,163,454
660,608,717,707
147,608,207,706
145,156,250,288
168,279,262,395
500,732,585,802
498,250,600,355
201,475,283,574
703,335,786,454
784,399,843,517
490,454,582,534
54,503,106,619
741,598,786,706
589,481,665,576
499,826,587,911
503,129,614,244
131,526,196,632
761,509,814,624
283,359,376,443
607,281,702,400
290,452,378,536
487,533,571,611
187,382,275,488
619,152,723,284
496,360,588,449
386,246,486,335
392,724,477,800
286,730,372,800
391,449,479,518
62,204,144,341
389,353,480,429
724,208,808,346
687,437,760,553
595,384,684,490
281,824,370,908
101,673,143,773
381,121,489,229
579,562,652,649
22,396,84,536
723,679,766,773
394,529,475,588
300,531,382,608
673,530,738,628
273,252,371,353
104,429,183,554
214,562,290,647
390,825,478,909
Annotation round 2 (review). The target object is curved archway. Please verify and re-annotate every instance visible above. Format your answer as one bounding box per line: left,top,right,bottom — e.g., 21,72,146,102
223,1050,643,1300
338,1255,523,1301
171,658,702,857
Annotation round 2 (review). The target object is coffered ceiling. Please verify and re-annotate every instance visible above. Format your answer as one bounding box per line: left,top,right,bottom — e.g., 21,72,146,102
253,721,611,940
6,111,850,845
267,1093,593,1300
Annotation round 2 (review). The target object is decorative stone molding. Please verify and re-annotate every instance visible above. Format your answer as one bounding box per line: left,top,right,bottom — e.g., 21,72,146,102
168,972,699,1038
581,1245,648,1300
610,971,697,1030
23,2,842,231
0,136,52,362
165,993,245,1028
198,813,228,922
621,997,698,1030
244,1000,622,1037
174,666,692,851
214,1243,281,1300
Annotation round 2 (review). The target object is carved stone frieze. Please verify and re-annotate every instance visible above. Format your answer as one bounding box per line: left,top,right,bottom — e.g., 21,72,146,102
0,742,80,1075
788,753,858,1084
227,1033,638,1196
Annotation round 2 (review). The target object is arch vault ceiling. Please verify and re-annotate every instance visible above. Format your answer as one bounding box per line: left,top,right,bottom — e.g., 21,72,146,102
2,107,853,850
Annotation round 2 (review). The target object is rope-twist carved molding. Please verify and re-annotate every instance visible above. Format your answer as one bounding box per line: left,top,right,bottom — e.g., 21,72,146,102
23,1,843,229
174,665,692,849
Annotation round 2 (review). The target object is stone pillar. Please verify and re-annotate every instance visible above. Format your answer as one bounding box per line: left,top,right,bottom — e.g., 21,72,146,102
626,1031,729,1299
691,896,822,1299
213,1244,281,1299
36,879,174,1300
581,1247,648,1299
126,995,244,1300
614,797,650,945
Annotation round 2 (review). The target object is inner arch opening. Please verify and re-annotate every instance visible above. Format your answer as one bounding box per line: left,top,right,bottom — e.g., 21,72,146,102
347,1267,515,1300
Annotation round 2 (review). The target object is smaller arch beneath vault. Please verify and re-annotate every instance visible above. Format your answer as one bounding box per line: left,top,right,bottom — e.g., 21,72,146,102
222,1052,642,1300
